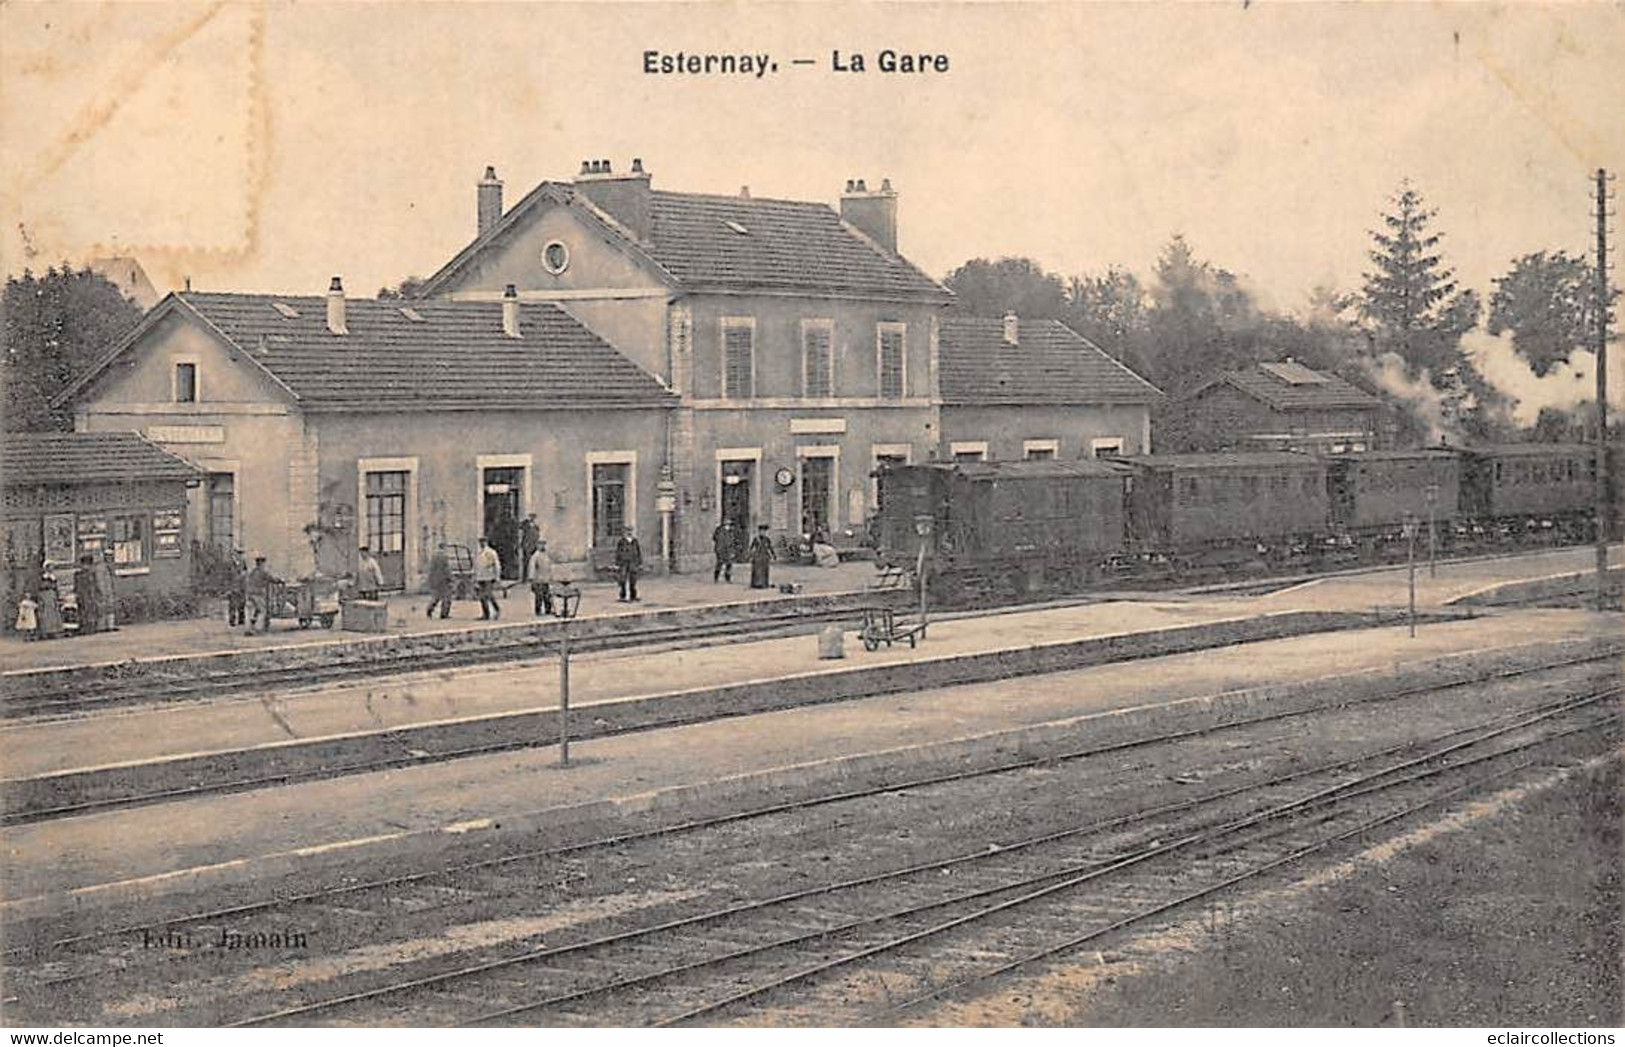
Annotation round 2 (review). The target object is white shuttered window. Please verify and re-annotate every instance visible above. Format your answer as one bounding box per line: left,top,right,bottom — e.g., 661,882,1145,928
877,323,905,399
722,318,754,400
802,320,833,398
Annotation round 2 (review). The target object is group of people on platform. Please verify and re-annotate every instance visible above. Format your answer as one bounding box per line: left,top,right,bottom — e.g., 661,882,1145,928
12,549,118,641
711,519,781,589
219,549,287,635
711,520,841,586
12,516,834,642
422,513,593,622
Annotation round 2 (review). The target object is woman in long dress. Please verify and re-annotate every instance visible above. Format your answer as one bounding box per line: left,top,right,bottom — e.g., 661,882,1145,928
95,551,117,631
35,573,64,639
748,524,775,589
74,554,101,636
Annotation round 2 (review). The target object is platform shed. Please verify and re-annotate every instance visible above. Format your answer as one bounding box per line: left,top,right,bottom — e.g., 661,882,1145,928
2,432,202,625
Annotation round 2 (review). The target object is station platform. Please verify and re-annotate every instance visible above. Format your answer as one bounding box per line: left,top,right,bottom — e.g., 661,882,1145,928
1245,544,1622,614
5,545,1619,789
2,546,1616,688
2,607,1614,920
3,599,1354,781
0,560,882,675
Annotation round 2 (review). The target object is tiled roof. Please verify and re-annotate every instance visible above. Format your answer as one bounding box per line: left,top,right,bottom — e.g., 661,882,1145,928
3,432,201,487
1112,452,1322,470
423,181,950,301
938,318,1161,405
63,293,676,410
642,191,947,299
1204,365,1382,411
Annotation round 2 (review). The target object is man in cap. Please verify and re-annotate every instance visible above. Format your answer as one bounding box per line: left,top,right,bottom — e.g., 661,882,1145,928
518,513,541,581
712,517,741,583
244,553,280,634
356,545,385,601
614,526,643,602
527,539,556,617
226,548,248,627
425,544,454,620
473,536,502,620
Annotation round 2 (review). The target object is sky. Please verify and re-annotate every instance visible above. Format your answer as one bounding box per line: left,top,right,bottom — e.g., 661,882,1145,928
2,2,1623,316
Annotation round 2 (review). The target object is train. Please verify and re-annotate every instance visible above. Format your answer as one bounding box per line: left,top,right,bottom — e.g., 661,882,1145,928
874,443,1602,605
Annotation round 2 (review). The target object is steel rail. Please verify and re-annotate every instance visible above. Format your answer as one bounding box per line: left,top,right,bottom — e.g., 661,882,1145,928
226,686,1615,1027
879,747,1615,1021
8,635,1613,831
8,653,1614,978
645,700,1614,1026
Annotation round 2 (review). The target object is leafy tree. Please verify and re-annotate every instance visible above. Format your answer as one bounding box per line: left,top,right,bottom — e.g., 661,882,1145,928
376,276,428,300
943,257,1068,319
3,266,143,432
1530,405,1584,443
1140,235,1270,398
1487,250,1613,377
1352,181,1480,377
1065,267,1146,361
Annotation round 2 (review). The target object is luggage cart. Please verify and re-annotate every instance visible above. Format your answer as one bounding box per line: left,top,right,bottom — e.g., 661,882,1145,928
263,576,341,629
858,605,926,651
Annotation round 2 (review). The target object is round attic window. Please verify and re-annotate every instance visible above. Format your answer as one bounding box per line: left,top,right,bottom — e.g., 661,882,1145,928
542,240,570,275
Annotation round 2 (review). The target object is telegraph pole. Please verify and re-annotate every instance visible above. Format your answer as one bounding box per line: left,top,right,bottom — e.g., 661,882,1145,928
1404,514,1418,639
1595,168,1615,610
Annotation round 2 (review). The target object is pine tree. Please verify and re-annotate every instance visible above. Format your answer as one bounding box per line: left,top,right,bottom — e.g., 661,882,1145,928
1354,182,1479,378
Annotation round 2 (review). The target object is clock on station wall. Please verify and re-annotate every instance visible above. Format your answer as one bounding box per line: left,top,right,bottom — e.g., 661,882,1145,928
774,467,796,489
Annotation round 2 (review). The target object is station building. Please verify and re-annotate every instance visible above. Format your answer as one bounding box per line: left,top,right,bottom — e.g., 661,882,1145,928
56,158,1166,588
419,161,950,566
56,289,674,585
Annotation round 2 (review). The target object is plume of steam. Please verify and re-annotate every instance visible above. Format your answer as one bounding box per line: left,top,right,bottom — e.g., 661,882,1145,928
1361,352,1473,445
1461,330,1623,428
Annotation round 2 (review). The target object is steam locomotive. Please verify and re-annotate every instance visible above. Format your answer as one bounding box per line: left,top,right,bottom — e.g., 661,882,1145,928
874,444,1600,605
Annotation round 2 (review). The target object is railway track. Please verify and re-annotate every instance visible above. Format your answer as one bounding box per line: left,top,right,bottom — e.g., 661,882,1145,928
3,645,1611,830
310,695,1618,1020
0,605,885,719
247,687,1618,1026
7,660,1616,1026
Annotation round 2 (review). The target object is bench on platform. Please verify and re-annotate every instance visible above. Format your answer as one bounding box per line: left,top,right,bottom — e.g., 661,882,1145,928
873,560,912,589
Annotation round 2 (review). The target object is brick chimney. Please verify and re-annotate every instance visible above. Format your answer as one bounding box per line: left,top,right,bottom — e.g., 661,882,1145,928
574,157,653,242
1003,311,1018,346
840,177,898,255
477,166,503,237
502,284,521,338
326,276,347,335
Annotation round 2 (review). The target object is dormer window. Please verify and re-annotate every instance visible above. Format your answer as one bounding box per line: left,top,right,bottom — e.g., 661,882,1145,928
543,240,570,274
173,361,198,403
